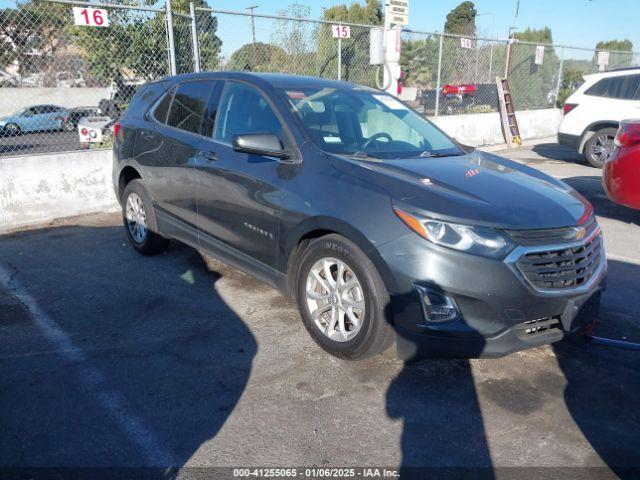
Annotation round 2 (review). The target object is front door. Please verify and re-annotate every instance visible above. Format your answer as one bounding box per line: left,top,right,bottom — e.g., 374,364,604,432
195,80,289,269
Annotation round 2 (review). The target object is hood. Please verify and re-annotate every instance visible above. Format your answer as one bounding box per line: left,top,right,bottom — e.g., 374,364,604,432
333,150,590,230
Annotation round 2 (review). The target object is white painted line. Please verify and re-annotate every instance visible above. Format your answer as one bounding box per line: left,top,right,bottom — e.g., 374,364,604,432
0,265,176,466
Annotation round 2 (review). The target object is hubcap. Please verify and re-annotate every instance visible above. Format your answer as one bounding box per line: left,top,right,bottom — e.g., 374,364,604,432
125,192,147,244
591,134,615,163
305,257,365,342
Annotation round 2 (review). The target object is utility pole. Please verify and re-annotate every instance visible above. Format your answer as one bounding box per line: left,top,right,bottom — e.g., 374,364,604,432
246,5,259,44
505,0,521,79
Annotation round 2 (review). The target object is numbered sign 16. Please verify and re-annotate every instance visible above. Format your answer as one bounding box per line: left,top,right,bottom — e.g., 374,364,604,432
73,7,109,27
332,25,351,39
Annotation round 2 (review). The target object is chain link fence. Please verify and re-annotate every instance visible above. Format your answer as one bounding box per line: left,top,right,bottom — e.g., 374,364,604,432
1,0,639,157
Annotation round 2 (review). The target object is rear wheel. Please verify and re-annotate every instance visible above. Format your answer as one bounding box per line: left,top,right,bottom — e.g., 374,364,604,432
121,180,169,255
584,128,617,168
4,123,20,136
295,234,394,360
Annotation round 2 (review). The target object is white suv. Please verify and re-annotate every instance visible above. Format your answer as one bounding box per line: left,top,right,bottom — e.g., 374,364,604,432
558,67,640,167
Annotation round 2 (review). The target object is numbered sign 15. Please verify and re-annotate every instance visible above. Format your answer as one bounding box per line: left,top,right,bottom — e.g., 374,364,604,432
73,7,109,27
332,25,351,39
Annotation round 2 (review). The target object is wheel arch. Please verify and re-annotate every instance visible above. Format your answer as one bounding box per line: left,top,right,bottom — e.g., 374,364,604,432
117,165,142,201
282,216,397,298
579,121,619,153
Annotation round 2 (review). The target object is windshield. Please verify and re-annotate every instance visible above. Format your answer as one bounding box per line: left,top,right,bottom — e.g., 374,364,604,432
281,87,463,159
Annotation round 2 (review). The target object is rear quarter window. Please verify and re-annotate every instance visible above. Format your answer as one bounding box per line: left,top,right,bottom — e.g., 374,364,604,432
125,81,171,118
585,74,640,100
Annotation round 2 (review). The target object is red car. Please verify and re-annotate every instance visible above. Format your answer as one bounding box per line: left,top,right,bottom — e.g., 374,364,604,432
603,120,640,210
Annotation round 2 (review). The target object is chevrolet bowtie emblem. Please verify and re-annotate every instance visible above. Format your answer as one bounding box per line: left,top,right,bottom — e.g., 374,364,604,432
567,226,586,241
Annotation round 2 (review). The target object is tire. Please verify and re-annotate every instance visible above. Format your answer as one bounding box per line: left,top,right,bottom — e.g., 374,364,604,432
62,121,75,132
121,180,169,255
295,234,395,360
584,127,617,168
4,123,20,136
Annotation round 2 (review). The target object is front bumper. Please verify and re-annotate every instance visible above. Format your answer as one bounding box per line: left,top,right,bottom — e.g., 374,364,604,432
378,232,606,360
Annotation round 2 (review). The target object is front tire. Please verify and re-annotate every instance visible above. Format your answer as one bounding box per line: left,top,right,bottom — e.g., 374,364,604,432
584,128,617,168
295,234,394,360
121,180,169,255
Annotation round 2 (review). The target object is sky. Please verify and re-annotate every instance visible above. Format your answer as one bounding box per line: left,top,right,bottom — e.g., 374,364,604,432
1,0,635,59
208,0,637,58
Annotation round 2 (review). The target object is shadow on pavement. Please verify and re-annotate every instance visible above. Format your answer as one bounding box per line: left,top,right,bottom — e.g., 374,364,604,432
385,300,494,479
531,143,586,163
562,175,639,225
0,223,257,476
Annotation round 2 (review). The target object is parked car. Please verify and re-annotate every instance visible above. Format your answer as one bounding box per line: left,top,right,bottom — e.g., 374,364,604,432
113,72,606,360
558,67,640,168
603,119,640,209
0,104,69,135
61,106,101,132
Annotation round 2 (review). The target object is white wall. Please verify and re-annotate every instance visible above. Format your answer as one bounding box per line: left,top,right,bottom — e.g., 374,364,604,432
0,88,110,117
0,149,119,233
430,108,561,147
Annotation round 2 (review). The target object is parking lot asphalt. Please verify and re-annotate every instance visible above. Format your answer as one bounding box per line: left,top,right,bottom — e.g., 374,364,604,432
1,143,639,477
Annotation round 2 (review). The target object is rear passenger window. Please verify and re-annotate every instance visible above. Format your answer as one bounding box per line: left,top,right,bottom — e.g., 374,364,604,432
166,80,216,135
585,75,640,99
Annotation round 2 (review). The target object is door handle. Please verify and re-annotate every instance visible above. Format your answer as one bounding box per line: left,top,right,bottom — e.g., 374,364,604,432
197,150,218,162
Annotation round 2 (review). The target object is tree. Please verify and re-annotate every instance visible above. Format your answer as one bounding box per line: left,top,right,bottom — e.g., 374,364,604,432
595,39,633,52
316,0,383,84
556,66,583,107
0,1,68,79
509,27,560,109
444,1,477,36
594,39,634,70
227,42,286,72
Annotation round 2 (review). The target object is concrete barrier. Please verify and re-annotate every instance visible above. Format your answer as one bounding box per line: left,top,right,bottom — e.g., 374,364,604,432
430,108,561,147
0,149,119,233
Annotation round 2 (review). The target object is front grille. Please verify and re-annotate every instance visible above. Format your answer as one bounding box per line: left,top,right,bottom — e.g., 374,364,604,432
515,234,603,291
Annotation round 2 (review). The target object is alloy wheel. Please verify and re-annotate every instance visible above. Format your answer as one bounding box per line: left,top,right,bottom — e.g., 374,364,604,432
125,192,147,244
590,133,615,164
305,257,366,342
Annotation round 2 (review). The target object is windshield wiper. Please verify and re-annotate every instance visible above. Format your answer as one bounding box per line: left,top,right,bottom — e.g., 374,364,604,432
416,150,452,158
345,151,383,160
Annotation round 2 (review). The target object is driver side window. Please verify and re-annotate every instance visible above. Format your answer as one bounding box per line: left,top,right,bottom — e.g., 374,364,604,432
214,82,282,144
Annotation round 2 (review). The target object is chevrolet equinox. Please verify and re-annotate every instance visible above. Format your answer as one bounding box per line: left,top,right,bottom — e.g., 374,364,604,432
113,72,606,360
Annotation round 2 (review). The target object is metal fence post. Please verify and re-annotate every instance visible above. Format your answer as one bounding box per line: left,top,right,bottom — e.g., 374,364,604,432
165,0,177,76
554,46,564,107
189,2,201,73
434,33,444,117
337,37,342,81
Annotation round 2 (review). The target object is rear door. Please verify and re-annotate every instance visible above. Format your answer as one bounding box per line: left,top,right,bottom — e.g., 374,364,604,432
583,74,640,122
133,80,222,232
195,80,289,268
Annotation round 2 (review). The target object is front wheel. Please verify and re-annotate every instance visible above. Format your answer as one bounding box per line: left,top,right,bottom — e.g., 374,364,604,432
584,127,617,168
121,180,169,255
295,234,395,360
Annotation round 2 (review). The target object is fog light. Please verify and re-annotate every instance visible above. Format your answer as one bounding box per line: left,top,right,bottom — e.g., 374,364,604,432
415,285,459,324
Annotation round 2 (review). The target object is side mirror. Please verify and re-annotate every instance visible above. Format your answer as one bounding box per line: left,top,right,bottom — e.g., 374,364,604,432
232,133,290,159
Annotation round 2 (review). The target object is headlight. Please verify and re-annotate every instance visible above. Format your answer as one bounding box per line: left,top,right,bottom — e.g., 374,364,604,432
394,208,516,259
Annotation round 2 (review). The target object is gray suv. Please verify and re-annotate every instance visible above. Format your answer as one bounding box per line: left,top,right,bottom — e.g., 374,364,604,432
113,72,606,360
